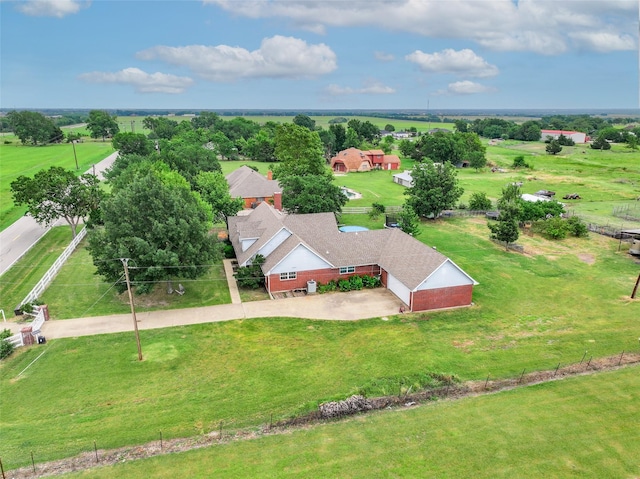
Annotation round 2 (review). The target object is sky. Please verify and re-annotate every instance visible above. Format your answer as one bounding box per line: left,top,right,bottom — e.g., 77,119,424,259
0,0,638,110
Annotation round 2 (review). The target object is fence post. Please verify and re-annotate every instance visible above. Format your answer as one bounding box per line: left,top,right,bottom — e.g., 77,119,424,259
554,363,561,376
484,374,490,390
618,351,624,365
94,441,99,463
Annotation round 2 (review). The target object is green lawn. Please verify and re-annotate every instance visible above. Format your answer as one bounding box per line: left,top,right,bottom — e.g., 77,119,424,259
0,138,114,230
0,226,73,314
60,366,640,478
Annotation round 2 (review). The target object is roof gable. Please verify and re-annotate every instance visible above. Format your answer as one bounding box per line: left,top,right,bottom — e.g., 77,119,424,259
226,166,281,199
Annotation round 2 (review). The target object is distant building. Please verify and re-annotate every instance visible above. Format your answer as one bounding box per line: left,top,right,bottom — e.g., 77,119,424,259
225,166,282,211
393,170,413,187
540,130,588,143
330,148,400,173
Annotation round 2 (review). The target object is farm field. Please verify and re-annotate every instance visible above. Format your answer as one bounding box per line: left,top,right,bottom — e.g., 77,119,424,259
52,366,640,478
1,118,639,474
0,138,114,231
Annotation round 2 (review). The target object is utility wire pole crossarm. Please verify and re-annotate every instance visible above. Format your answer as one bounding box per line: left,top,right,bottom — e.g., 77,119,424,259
120,258,143,361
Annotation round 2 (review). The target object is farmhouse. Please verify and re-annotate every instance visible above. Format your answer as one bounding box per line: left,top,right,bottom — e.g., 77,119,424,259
228,203,477,312
226,165,282,210
330,148,401,173
540,130,588,143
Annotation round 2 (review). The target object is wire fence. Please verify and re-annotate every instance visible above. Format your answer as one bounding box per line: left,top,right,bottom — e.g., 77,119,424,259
3,349,638,477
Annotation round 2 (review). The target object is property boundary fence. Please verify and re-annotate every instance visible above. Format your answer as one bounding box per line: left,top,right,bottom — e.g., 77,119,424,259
17,227,87,312
613,203,640,222
341,206,403,214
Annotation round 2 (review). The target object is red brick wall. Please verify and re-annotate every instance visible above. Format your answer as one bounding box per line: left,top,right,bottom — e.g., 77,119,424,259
267,265,380,293
410,285,473,312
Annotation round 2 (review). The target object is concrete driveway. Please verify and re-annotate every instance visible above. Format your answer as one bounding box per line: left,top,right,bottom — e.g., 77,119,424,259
40,289,403,340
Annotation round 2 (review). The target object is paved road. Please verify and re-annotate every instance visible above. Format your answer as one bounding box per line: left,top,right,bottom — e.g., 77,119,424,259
0,151,118,276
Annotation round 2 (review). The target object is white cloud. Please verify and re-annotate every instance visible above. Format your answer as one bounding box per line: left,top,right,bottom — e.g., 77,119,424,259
441,81,495,95
17,0,88,18
325,81,395,96
205,0,637,54
374,51,395,62
406,49,498,78
569,31,636,52
137,36,337,82
79,68,193,94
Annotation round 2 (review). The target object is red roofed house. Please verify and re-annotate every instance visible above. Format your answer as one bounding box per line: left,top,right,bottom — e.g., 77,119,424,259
226,165,283,211
540,130,588,143
330,148,401,173
228,203,478,312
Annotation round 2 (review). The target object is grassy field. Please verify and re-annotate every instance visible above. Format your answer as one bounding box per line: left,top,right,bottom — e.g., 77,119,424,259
56,366,640,478
0,138,114,230
1,213,638,467
0,226,72,314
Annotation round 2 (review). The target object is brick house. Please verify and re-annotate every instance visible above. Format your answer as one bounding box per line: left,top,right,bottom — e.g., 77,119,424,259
330,148,401,173
225,165,282,210
228,203,477,312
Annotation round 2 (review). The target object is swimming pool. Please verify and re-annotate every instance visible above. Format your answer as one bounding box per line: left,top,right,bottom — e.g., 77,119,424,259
339,226,370,232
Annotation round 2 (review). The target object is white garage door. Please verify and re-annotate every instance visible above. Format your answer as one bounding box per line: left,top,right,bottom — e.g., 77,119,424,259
386,272,410,305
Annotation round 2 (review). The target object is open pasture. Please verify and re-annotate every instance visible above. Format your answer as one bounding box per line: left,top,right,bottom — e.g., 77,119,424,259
54,366,640,479
0,139,114,231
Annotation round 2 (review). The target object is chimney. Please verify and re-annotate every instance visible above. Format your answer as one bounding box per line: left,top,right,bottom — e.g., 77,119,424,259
273,191,282,211
267,170,273,180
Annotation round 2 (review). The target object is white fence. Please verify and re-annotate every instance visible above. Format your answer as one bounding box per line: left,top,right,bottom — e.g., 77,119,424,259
19,227,87,309
5,307,46,348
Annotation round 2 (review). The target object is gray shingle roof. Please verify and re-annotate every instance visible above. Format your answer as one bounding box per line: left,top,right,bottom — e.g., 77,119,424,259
225,166,281,199
228,204,474,291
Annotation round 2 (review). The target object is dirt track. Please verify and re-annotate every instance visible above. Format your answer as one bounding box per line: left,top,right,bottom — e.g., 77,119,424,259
7,352,640,478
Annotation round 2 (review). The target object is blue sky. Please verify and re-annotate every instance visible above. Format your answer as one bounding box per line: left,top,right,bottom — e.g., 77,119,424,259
1,0,637,110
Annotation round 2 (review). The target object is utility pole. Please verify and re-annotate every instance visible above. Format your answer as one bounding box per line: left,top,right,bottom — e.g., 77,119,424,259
121,258,143,361
632,271,640,299
71,140,79,170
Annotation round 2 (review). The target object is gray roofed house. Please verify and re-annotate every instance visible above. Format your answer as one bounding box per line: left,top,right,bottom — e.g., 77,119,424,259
225,166,282,210
228,203,477,312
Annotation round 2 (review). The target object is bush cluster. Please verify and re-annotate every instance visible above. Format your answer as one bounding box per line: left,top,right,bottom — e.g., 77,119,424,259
0,329,15,360
317,274,381,293
532,216,589,240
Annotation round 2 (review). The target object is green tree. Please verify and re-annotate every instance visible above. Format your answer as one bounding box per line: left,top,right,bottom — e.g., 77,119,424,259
591,135,611,150
468,150,487,171
272,124,329,179
397,207,420,237
244,129,276,162
545,139,562,155
87,164,218,293
404,160,463,218
86,110,119,141
626,135,638,150
454,120,468,132
191,111,222,130
488,184,522,249
194,171,243,220
293,114,316,130
112,132,153,156
329,124,347,152
209,131,236,160
279,175,347,214
6,110,63,145
469,192,492,211
384,124,395,132
159,142,221,185
398,139,415,158
11,166,101,238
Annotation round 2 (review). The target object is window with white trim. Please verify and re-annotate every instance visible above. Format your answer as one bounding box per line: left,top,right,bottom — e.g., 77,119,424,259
280,272,297,280
339,266,355,274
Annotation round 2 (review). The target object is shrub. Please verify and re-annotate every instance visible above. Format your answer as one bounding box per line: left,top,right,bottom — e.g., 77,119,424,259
362,275,381,288
0,335,14,360
349,275,364,290
0,329,12,340
468,192,492,211
234,255,265,289
223,243,235,259
566,216,589,237
512,155,529,169
318,280,337,293
369,202,386,220
338,279,351,292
